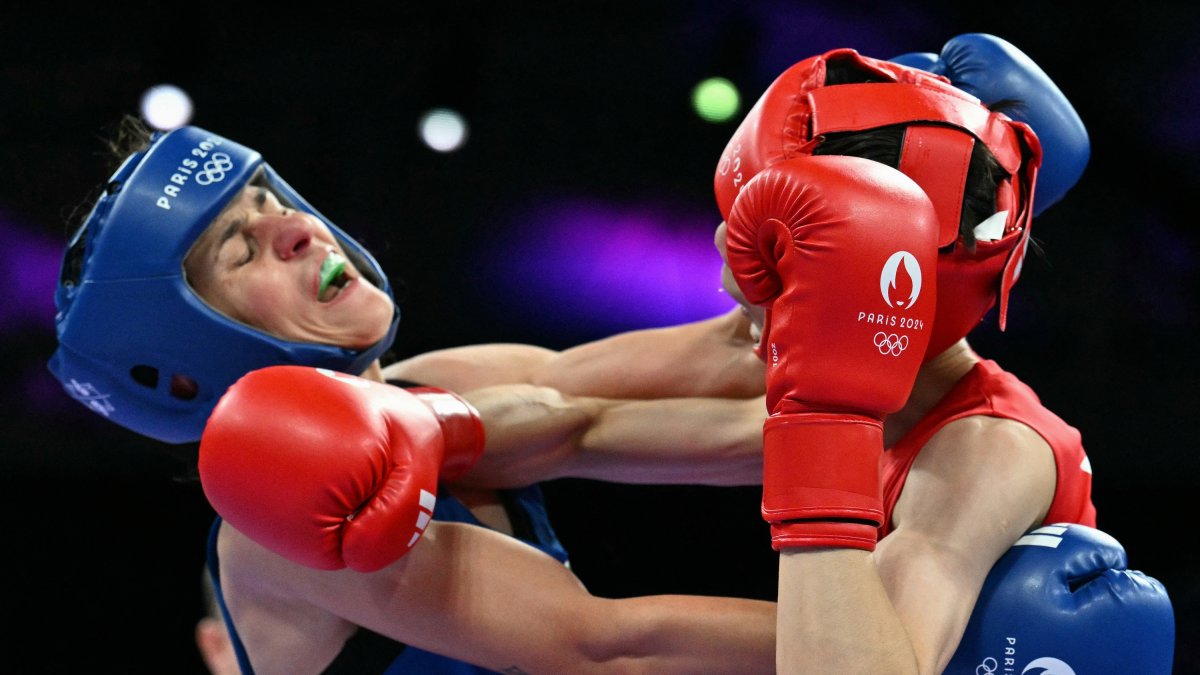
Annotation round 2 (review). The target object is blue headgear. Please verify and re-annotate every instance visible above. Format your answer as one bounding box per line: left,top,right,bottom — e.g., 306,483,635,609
48,125,400,444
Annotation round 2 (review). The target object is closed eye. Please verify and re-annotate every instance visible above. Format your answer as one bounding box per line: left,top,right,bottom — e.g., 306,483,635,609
212,216,258,268
237,235,257,266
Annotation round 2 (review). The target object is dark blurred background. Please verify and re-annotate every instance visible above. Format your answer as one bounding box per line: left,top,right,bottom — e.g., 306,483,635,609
2,3,1197,673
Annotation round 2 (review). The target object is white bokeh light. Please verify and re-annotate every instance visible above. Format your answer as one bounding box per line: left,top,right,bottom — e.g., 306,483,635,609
418,108,468,152
140,84,194,130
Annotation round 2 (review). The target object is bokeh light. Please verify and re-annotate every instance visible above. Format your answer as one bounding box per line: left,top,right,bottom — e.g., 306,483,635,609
691,77,740,123
419,108,469,152
139,84,193,130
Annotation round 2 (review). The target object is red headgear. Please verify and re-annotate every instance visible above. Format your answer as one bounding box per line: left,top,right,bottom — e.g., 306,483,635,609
714,49,1042,359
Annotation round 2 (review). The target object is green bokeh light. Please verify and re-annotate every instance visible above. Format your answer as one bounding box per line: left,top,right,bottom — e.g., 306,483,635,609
691,77,740,123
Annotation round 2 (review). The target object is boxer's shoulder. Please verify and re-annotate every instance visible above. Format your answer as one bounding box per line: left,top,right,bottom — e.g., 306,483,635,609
899,416,1056,535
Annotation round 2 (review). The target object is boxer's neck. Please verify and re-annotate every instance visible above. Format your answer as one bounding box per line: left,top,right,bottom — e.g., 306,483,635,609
883,338,979,447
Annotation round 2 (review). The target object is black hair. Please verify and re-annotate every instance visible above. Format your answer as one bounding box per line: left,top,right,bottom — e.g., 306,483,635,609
103,114,155,170
814,60,1009,253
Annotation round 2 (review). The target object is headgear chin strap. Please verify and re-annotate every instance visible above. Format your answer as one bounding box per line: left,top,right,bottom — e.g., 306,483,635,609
49,125,400,444
714,48,1042,360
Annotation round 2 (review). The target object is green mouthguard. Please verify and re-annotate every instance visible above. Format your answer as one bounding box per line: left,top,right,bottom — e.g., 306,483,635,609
319,253,348,296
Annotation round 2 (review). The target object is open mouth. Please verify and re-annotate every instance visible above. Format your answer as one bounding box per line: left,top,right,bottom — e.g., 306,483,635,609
318,251,350,303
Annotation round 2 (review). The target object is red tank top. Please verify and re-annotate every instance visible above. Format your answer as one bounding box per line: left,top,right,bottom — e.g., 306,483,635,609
880,359,1096,536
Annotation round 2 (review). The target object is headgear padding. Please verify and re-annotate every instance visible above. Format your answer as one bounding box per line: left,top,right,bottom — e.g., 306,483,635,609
49,125,400,443
714,49,1042,359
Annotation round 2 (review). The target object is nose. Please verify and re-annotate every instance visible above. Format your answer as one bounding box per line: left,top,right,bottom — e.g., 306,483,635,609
255,212,313,261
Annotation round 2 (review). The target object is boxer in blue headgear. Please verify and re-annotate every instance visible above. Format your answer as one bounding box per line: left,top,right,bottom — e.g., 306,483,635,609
49,124,400,443
46,118,786,675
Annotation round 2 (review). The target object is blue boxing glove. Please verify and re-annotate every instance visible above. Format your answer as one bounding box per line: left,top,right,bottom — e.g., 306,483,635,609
946,523,1175,675
891,33,1089,216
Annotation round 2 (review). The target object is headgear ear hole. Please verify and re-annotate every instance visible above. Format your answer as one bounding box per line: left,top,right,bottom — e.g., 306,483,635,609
129,365,159,389
169,374,199,401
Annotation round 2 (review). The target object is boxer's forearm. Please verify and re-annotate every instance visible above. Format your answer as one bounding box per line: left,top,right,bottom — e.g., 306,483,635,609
777,549,919,675
383,344,559,391
533,307,766,399
600,594,776,674
568,395,764,485
456,385,763,488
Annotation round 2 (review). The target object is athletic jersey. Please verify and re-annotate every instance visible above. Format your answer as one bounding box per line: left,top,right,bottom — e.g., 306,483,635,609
880,358,1097,535
206,483,569,675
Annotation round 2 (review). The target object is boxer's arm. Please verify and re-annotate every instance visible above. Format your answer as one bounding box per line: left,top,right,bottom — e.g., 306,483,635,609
451,384,765,488
532,307,765,399
220,520,776,674
871,416,1056,673
774,416,1053,673
382,307,765,399
382,343,560,392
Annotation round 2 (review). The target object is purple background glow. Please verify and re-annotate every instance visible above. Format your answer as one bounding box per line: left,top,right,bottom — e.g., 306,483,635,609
481,198,736,335
1,213,60,333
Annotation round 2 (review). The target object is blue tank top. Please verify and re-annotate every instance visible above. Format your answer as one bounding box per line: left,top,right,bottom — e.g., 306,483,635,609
206,483,569,674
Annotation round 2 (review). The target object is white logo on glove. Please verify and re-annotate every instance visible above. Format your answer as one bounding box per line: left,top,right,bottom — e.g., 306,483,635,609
976,658,998,675
874,332,909,356
316,368,371,388
974,655,1076,675
880,251,922,309
409,489,437,547
1022,656,1076,675
1013,524,1070,549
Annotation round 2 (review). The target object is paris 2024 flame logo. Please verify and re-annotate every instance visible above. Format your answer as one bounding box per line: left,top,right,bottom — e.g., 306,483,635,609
880,251,922,309
858,251,926,357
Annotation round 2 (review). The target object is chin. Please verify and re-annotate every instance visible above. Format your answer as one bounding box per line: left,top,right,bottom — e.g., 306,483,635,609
349,309,395,349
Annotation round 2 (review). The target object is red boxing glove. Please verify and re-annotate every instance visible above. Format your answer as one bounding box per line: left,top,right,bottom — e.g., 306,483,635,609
198,365,485,572
725,155,938,551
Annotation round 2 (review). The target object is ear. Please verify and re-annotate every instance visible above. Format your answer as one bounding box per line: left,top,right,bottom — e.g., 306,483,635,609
195,617,237,675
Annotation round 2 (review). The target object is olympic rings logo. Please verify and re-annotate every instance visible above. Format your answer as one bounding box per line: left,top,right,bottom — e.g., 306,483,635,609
976,658,998,675
874,332,908,356
195,152,234,185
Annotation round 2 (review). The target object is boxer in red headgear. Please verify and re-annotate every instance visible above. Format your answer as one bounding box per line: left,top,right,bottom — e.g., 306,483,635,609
390,34,1166,675
713,35,1107,673
714,44,1041,362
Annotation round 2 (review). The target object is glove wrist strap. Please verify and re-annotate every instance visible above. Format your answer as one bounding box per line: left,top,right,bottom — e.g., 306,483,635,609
762,413,884,551
408,387,486,480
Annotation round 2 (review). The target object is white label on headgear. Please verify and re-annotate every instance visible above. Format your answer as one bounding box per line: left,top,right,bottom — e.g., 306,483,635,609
973,210,1009,242
64,378,114,417
154,137,226,211
1013,236,1030,279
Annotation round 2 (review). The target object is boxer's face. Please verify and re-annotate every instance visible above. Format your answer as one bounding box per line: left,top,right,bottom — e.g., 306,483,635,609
714,222,765,340
184,184,394,350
